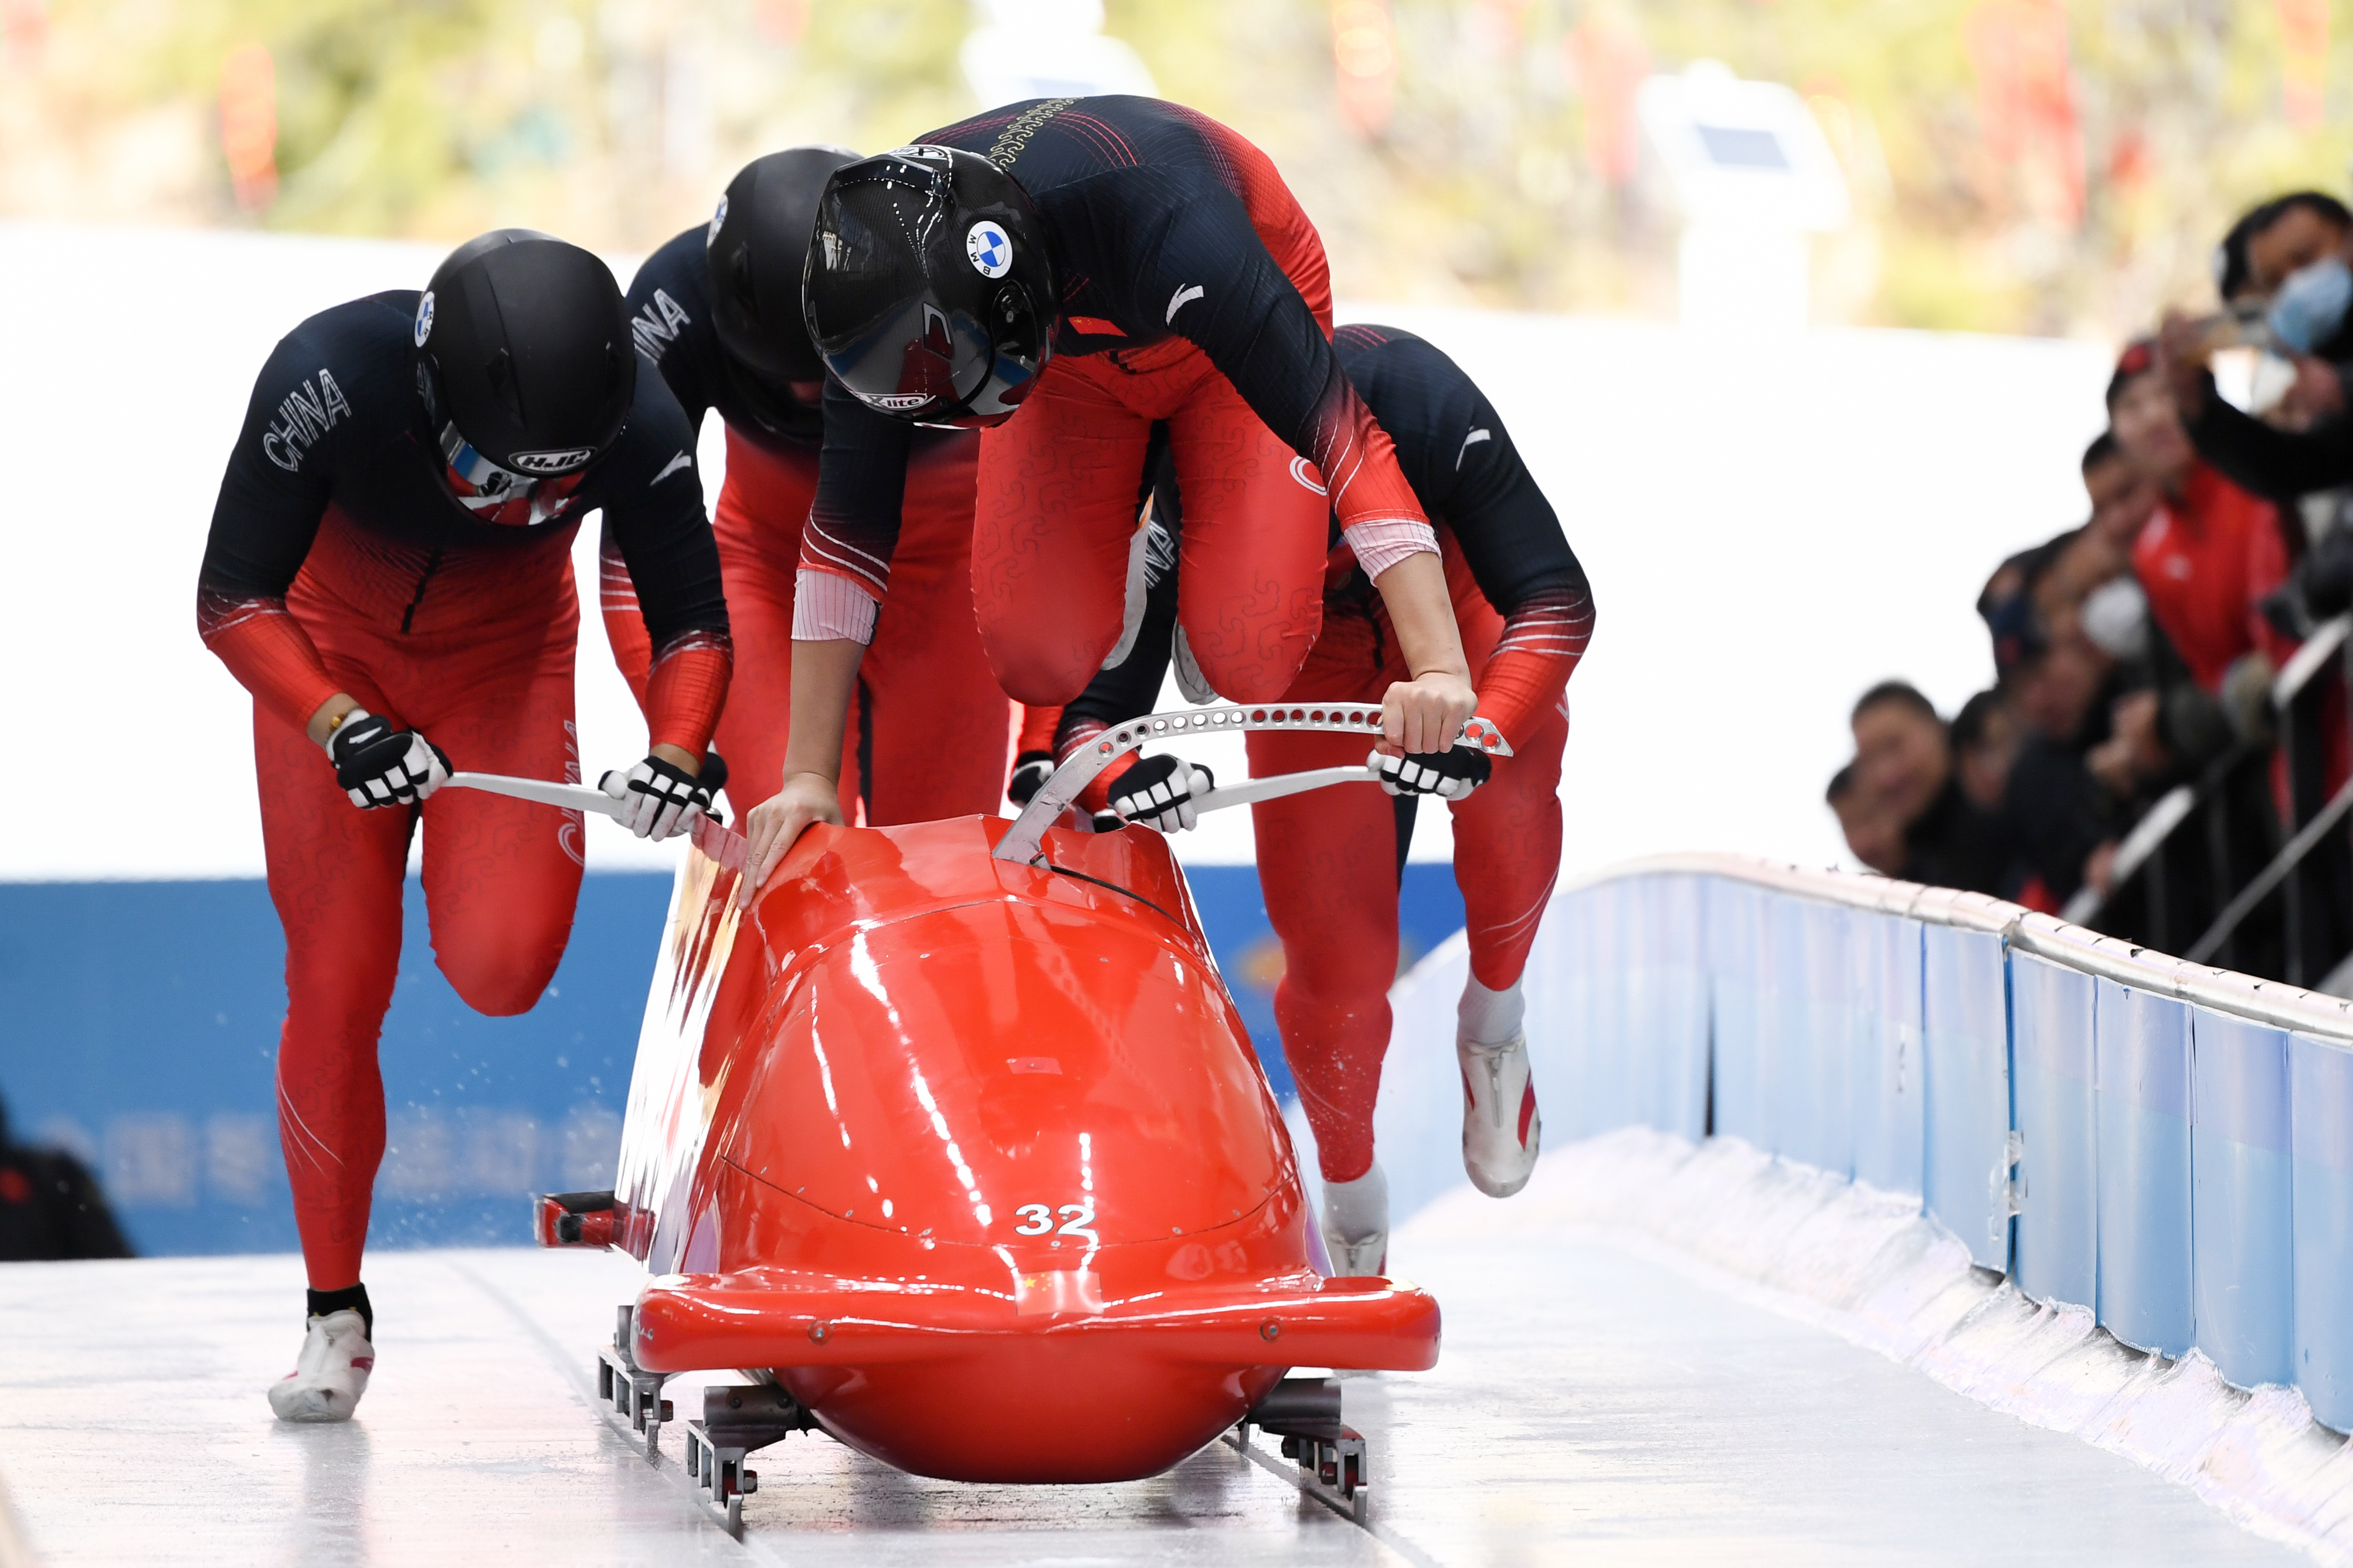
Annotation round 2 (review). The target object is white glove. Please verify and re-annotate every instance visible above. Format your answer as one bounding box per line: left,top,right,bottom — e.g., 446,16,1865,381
1371,744,1491,801
322,709,450,810
599,755,712,841
1107,754,1215,832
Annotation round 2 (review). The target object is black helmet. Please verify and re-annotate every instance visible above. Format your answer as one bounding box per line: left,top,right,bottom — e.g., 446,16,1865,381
803,145,1053,428
415,229,634,522
707,146,860,386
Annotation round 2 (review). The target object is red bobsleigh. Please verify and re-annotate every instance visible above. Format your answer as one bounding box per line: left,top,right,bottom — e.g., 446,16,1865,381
528,704,1509,1525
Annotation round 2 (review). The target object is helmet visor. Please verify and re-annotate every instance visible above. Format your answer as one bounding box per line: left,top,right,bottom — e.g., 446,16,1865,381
437,422,587,528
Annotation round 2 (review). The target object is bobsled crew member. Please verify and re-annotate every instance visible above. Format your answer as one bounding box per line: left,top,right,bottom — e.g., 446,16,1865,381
1058,325,1593,1274
607,147,1019,822
197,230,731,1423
742,94,1482,883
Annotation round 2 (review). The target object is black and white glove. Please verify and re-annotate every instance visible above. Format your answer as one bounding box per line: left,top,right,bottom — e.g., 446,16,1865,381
1108,754,1215,832
1007,751,1055,807
600,755,712,841
1371,744,1492,801
324,709,450,809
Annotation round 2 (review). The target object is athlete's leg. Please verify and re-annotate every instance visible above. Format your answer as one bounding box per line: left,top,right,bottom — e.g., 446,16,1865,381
405,610,588,1017
1165,371,1328,703
1448,586,1566,992
1246,616,1393,1183
863,433,1013,822
970,361,1152,704
257,684,411,1295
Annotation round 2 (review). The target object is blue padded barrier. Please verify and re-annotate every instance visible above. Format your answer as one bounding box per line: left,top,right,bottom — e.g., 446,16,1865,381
2093,979,2196,1358
2011,952,2097,1307
2191,1011,2294,1390
1706,877,1767,1146
2293,1033,2353,1429
1923,924,2014,1271
1851,909,1925,1202
1486,857,2353,1430
1796,898,1859,1179
1628,875,1710,1140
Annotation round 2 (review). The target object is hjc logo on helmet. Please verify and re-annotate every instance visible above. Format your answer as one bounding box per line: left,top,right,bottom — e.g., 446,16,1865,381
413,291,435,348
507,447,597,474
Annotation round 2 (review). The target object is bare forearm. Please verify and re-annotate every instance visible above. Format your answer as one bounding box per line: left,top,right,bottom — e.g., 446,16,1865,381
1372,551,1469,679
784,638,865,780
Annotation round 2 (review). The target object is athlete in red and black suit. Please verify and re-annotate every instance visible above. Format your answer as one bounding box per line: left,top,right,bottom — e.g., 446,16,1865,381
1057,325,1594,1274
199,232,729,1423
743,96,1479,881
608,149,1016,822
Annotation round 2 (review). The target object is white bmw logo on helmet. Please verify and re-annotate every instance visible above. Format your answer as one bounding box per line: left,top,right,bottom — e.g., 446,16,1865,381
413,290,436,348
966,220,1013,279
707,194,728,249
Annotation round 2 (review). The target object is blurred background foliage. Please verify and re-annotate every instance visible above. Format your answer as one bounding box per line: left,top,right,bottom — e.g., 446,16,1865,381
2,0,2351,338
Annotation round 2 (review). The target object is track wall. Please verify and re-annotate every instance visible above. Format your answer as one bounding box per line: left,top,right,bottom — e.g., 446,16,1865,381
1361,854,2353,1433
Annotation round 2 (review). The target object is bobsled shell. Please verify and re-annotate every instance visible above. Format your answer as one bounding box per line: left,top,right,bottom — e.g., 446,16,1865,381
606,813,1441,1485
630,1268,1438,1482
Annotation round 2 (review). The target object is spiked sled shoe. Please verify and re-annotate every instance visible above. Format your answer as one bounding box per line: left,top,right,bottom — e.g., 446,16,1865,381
269,1309,374,1423
1320,1161,1390,1277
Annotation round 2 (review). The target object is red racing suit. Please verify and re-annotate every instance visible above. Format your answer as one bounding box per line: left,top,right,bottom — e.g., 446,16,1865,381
800,96,1437,711
199,291,730,1291
605,229,1013,821
1055,325,1595,1183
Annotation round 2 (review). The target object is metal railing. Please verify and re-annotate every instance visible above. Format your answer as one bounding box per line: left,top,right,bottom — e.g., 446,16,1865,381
2069,611,2353,991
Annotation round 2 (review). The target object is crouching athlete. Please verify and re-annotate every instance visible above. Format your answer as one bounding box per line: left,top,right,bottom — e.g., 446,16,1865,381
198,232,731,1422
1059,325,1593,1274
605,148,1017,820
742,95,1481,883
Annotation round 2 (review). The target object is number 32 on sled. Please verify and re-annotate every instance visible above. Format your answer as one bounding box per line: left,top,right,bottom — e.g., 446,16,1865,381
537,722,1442,1504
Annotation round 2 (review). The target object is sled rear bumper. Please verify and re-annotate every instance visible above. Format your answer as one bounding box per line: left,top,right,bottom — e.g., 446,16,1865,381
630,1267,1440,1374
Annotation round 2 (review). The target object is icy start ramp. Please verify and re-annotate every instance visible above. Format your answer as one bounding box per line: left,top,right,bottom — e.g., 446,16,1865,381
0,1219,2304,1566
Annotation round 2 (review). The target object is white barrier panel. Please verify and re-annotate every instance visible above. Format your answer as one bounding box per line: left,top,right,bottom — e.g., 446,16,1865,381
1361,851,2353,1432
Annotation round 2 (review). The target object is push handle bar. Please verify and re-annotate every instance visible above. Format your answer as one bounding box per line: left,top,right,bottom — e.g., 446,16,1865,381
992,702,1512,866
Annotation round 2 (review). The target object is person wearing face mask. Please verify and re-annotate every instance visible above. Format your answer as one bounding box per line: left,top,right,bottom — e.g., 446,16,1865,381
599,148,1024,823
2157,192,2353,501
198,230,731,1423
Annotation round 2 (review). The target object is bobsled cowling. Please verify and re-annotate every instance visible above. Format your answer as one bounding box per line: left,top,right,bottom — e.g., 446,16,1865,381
603,702,1503,1484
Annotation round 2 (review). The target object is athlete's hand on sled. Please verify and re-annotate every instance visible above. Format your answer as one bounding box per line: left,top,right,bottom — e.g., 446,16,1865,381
1378,669,1478,757
741,771,845,906
1006,751,1055,807
321,708,451,809
600,751,711,841
1108,754,1215,831
1371,744,1491,801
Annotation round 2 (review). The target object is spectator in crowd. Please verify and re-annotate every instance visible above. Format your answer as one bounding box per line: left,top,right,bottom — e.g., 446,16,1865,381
1828,762,1903,875
1848,682,2018,895
1952,689,2021,811
2112,340,2294,739
0,1093,132,1262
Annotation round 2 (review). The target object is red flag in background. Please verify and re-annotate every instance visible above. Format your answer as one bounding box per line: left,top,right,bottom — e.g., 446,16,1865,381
219,42,277,212
1964,0,2084,228
2279,0,2328,131
1565,5,1649,188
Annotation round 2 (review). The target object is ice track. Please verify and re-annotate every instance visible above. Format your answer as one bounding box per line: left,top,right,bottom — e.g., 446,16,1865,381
0,1160,2306,1567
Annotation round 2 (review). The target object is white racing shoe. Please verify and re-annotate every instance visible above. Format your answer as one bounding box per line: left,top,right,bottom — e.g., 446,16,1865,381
1458,978,1541,1197
268,1309,375,1423
1320,1161,1390,1277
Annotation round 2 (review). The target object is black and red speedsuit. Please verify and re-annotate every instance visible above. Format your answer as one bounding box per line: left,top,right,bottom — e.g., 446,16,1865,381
796,96,1439,710
1057,325,1595,1183
198,291,730,1291
610,232,1013,822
